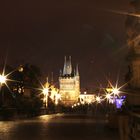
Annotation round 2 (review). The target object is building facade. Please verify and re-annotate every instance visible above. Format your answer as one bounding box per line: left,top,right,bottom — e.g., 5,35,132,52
125,0,140,105
59,56,80,106
79,93,95,104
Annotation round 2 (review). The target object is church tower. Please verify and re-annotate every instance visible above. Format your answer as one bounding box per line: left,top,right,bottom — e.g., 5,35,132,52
59,56,80,106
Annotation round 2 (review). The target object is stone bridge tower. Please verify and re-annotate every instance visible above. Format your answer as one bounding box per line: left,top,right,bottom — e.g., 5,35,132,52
59,56,80,106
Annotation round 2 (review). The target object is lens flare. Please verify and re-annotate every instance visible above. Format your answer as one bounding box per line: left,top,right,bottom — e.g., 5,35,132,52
109,10,140,18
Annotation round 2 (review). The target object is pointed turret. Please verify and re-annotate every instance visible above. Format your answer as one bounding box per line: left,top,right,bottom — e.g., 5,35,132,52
63,56,67,75
63,56,72,76
76,64,79,76
67,56,72,75
74,69,76,76
59,69,62,76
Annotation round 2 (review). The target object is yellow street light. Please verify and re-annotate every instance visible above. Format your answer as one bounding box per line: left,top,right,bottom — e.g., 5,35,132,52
106,87,113,93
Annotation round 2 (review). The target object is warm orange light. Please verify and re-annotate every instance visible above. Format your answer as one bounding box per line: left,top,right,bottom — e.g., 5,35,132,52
106,87,113,93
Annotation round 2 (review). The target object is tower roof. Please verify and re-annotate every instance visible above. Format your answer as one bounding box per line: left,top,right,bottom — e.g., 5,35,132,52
63,56,72,76
76,64,79,76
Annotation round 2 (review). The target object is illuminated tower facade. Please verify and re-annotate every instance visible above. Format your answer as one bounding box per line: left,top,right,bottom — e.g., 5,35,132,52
59,56,80,106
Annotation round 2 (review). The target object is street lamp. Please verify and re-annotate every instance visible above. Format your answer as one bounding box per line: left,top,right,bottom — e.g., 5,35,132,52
96,96,101,103
0,74,7,85
0,74,7,107
113,88,120,96
106,87,113,93
106,93,111,100
43,88,49,95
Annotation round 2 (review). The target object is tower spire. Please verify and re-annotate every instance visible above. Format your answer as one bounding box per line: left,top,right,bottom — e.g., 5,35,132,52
69,56,72,75
63,56,67,75
63,56,73,75
76,64,79,76
60,69,62,76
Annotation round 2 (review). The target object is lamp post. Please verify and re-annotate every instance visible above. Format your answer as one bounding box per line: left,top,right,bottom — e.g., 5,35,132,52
43,87,49,109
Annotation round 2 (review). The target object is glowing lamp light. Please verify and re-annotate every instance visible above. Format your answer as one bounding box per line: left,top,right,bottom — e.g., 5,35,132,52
96,96,101,103
106,87,113,93
0,74,7,84
84,91,87,94
115,99,124,109
43,88,48,95
56,94,61,99
113,88,119,95
106,93,111,100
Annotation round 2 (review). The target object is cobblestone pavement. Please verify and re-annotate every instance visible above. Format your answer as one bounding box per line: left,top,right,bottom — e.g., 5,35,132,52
0,114,120,140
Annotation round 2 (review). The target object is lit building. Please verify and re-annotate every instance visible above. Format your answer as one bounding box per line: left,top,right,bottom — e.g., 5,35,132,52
79,93,95,104
59,56,80,106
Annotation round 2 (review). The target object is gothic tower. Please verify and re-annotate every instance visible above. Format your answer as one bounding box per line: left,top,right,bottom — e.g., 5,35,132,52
59,56,80,106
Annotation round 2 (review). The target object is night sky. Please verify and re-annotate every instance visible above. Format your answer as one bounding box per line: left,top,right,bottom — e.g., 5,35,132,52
0,0,132,89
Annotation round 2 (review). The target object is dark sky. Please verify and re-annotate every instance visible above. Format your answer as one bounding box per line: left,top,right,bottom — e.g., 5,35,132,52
0,0,132,88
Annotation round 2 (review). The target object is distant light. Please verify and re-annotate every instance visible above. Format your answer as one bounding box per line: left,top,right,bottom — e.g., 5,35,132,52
113,88,119,95
106,93,111,100
0,74,7,84
96,96,101,103
56,94,61,99
77,103,80,106
106,87,113,93
43,88,48,95
18,66,24,72
115,99,124,109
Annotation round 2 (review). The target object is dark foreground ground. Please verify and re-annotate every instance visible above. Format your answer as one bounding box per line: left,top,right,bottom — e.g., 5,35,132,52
0,114,120,140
